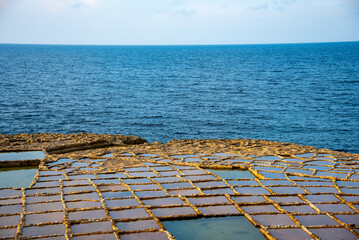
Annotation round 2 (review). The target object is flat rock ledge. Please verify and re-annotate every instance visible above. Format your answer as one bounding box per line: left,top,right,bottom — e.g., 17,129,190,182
0,133,146,154
0,133,357,163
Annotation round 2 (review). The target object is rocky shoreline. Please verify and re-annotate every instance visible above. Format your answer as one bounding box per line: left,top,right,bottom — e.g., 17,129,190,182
0,133,358,160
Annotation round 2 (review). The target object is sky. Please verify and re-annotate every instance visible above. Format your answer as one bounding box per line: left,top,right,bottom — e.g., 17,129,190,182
0,0,358,45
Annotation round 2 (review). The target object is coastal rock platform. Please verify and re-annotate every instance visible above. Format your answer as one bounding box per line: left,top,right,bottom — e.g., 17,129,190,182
0,133,358,239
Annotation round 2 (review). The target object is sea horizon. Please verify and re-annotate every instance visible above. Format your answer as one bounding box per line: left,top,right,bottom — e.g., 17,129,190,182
1,40,359,47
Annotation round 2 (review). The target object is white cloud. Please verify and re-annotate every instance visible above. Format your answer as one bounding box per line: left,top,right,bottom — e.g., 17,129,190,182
174,8,196,17
71,2,90,9
39,0,98,11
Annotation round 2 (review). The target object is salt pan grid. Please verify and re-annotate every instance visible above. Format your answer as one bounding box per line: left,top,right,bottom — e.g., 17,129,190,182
0,152,359,239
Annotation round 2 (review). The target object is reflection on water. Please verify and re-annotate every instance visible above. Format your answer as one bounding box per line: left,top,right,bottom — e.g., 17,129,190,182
163,216,265,240
0,167,38,188
0,151,45,161
209,169,255,179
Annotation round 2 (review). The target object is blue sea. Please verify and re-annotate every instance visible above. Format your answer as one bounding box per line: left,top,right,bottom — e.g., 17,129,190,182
0,42,358,153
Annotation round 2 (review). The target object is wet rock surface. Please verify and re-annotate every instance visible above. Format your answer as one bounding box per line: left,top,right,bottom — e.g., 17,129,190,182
0,134,358,239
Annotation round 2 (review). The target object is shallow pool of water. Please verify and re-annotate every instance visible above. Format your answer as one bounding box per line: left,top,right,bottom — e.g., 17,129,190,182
0,151,45,161
163,216,265,240
0,167,38,188
208,169,255,179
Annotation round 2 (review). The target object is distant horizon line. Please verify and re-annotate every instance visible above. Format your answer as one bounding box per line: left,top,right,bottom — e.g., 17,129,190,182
0,40,358,47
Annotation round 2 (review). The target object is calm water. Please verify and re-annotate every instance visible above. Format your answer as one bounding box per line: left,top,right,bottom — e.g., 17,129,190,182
0,167,37,188
163,216,265,240
0,43,358,152
0,151,45,161
208,169,255,179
